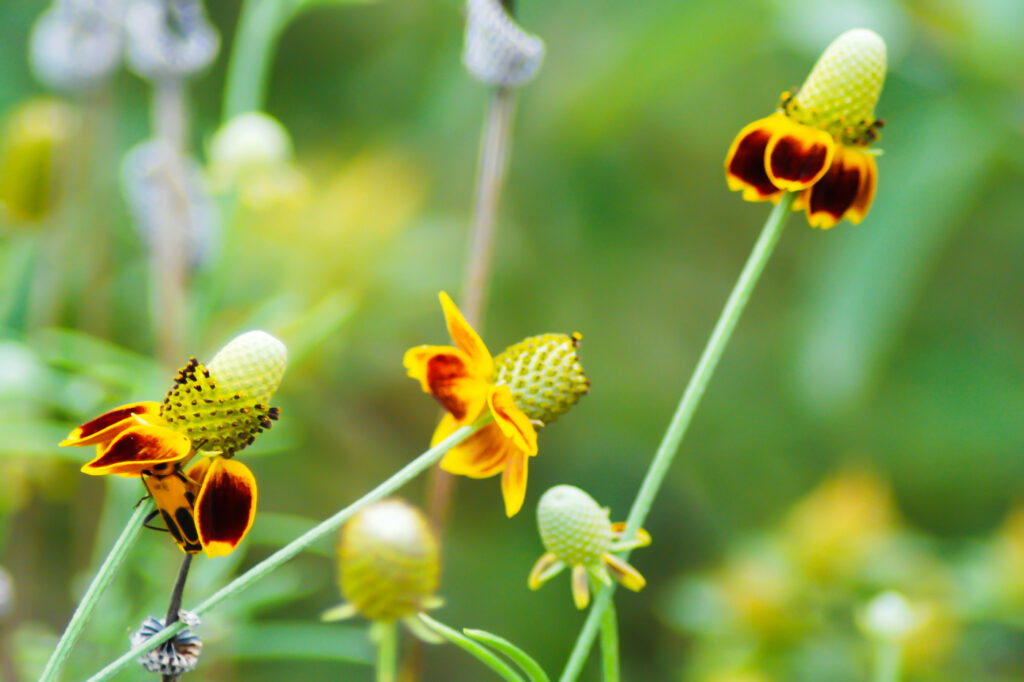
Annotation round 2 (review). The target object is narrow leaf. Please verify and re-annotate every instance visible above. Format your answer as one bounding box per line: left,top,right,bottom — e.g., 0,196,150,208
464,628,551,682
418,615,525,682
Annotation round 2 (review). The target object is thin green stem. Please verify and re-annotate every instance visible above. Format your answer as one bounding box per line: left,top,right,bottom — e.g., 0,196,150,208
39,499,153,682
873,640,903,682
559,193,796,682
375,621,399,682
223,0,296,120
85,422,481,682
599,601,619,682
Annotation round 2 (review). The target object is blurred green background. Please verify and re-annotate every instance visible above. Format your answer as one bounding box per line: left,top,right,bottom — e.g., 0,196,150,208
2,0,1024,679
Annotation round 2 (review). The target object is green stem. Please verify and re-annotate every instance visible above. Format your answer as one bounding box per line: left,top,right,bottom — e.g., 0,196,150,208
599,601,619,682
873,640,903,682
38,499,154,682
375,621,398,682
84,423,482,682
558,193,796,682
222,0,297,120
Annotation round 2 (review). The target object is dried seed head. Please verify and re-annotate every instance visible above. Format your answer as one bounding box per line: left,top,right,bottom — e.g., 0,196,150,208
494,333,589,424
338,499,440,622
537,485,612,566
160,331,286,456
130,616,202,676
789,29,887,145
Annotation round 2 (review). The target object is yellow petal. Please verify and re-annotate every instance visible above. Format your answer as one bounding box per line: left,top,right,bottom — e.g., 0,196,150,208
80,424,192,477
488,385,538,456
439,292,493,378
403,345,491,423
528,552,564,590
193,457,257,558
571,564,590,610
61,401,163,447
610,522,652,548
438,420,511,479
500,451,529,517
602,553,646,592
725,115,787,202
764,115,835,191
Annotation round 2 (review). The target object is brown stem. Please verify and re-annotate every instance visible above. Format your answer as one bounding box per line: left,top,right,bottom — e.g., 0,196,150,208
160,553,193,682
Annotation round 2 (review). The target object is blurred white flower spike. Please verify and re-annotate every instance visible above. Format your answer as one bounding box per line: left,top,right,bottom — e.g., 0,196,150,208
29,0,125,92
462,0,545,87
124,0,218,79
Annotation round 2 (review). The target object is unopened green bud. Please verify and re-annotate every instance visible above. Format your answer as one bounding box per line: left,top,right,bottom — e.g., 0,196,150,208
495,333,589,424
537,485,612,566
338,499,440,622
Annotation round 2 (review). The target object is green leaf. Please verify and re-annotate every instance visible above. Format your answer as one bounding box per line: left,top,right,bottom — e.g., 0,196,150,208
464,628,552,682
418,614,525,682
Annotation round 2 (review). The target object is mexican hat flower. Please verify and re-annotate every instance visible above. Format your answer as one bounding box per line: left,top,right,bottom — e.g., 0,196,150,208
60,331,286,557
725,29,887,229
529,485,650,609
323,499,443,642
404,292,588,517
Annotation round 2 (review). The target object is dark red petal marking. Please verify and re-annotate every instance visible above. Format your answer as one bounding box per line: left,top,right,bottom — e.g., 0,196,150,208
807,154,864,224
425,353,473,420
196,462,255,549
768,136,830,185
85,426,190,473
727,129,779,199
63,402,160,446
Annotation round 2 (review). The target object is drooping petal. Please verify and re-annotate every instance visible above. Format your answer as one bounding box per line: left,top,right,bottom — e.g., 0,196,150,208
404,345,491,423
438,419,511,479
725,115,786,202
60,401,163,447
610,522,652,549
488,385,538,456
602,553,646,592
803,145,873,229
846,149,877,224
528,552,565,590
80,424,192,477
764,114,835,191
192,457,257,558
571,564,590,610
500,450,529,517
439,291,493,378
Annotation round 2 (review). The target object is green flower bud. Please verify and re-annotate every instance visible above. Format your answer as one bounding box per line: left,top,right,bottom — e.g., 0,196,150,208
495,333,589,424
338,499,440,622
537,485,612,566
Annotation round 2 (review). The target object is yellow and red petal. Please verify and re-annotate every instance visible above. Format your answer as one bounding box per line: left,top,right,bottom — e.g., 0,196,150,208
193,457,257,558
60,401,163,447
404,345,491,423
803,145,875,229
438,419,511,479
764,114,835,191
80,424,192,477
500,451,529,517
571,564,590,610
725,115,787,202
439,291,493,379
610,522,652,548
488,385,538,457
602,553,646,592
528,552,565,590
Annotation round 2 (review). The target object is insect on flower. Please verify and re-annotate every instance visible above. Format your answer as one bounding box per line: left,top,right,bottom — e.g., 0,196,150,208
61,331,286,557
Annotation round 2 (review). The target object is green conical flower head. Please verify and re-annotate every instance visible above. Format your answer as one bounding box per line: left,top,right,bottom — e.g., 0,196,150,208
494,333,589,424
537,485,612,566
338,499,440,622
160,331,286,456
791,29,886,143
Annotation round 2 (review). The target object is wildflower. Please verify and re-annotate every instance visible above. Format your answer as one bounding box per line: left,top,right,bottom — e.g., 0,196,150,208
404,292,588,516
130,615,202,676
725,29,887,228
528,485,649,609
463,0,545,87
60,331,286,557
323,499,443,642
